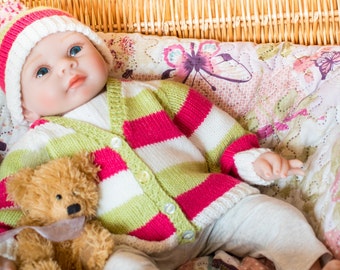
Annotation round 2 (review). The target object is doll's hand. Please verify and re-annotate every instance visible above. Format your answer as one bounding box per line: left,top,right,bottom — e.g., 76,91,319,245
0,256,16,270
253,151,304,181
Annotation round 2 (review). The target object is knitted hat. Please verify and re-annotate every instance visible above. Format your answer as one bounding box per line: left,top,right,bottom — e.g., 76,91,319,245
0,6,113,125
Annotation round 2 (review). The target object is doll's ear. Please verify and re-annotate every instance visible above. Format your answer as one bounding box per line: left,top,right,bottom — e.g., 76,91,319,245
6,167,35,205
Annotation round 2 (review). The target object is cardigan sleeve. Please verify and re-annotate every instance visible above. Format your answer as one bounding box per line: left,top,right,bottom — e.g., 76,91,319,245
0,135,39,234
0,123,56,235
155,80,261,173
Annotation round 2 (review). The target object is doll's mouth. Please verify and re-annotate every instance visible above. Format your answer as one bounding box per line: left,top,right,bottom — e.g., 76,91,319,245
68,75,86,89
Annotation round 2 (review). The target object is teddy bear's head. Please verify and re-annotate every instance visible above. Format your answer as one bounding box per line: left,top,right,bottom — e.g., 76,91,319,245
6,152,101,225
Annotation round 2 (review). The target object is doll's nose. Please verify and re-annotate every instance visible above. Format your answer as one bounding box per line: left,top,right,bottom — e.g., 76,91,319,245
67,203,81,215
58,58,77,76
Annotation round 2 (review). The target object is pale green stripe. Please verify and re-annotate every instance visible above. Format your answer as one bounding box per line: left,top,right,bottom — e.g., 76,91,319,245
155,162,208,197
99,195,159,234
125,91,163,120
0,118,114,179
46,132,110,157
0,209,22,227
0,149,50,179
46,116,113,143
156,80,190,118
110,140,196,235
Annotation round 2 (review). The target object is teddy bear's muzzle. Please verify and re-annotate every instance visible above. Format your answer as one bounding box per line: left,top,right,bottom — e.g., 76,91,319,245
67,203,81,215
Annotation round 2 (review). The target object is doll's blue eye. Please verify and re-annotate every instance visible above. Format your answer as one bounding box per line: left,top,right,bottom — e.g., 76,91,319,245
69,46,82,57
36,67,49,78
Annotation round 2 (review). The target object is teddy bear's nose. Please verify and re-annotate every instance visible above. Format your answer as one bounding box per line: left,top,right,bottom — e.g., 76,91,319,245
67,203,81,215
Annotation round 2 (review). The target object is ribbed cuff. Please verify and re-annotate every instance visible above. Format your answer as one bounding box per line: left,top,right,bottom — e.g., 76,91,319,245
234,148,273,186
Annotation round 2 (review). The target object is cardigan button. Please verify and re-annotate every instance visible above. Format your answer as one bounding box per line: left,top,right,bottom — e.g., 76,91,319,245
111,137,122,149
164,203,176,214
182,230,195,241
137,171,150,184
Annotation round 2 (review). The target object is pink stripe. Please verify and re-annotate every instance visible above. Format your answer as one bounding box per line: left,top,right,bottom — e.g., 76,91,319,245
175,173,241,220
93,147,128,180
0,9,70,91
220,134,259,177
173,89,213,137
123,111,182,148
129,212,176,241
0,178,14,209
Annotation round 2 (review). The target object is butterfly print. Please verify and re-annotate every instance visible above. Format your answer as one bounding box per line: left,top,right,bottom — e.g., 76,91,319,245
256,42,293,60
315,51,340,80
162,41,252,91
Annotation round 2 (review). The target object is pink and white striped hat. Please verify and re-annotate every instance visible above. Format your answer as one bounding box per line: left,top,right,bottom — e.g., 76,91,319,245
0,6,113,124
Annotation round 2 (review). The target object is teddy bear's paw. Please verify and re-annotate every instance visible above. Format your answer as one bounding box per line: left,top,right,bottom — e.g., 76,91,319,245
82,241,115,270
83,261,104,270
76,221,115,269
82,240,115,270
20,259,62,270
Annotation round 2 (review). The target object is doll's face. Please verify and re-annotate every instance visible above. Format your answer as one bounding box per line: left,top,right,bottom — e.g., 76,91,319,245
20,31,110,122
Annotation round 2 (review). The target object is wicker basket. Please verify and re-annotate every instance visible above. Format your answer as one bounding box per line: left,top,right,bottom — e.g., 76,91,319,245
15,0,340,45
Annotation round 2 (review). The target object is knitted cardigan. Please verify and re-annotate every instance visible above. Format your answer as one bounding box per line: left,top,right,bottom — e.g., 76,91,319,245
0,78,265,254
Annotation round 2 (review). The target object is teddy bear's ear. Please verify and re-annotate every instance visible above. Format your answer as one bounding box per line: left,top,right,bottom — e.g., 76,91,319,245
6,167,35,205
71,152,100,182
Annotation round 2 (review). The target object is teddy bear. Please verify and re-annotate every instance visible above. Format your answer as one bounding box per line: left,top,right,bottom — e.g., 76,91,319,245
6,152,115,270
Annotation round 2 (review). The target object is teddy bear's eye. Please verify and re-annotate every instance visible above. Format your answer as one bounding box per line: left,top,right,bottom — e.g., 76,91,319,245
56,194,62,200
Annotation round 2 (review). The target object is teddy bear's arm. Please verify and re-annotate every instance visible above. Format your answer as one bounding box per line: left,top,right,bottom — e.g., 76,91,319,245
15,228,60,269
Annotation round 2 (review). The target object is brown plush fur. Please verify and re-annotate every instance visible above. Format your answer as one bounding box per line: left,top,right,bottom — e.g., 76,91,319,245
6,152,115,270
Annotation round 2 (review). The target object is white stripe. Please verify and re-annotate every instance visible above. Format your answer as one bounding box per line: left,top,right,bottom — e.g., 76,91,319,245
190,106,237,152
10,122,74,152
135,136,205,173
97,170,143,215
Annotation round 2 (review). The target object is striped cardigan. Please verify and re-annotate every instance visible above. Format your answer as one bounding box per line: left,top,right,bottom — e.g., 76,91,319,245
0,78,264,254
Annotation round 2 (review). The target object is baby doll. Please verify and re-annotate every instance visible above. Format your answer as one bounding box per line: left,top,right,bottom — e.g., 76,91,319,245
0,6,340,270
